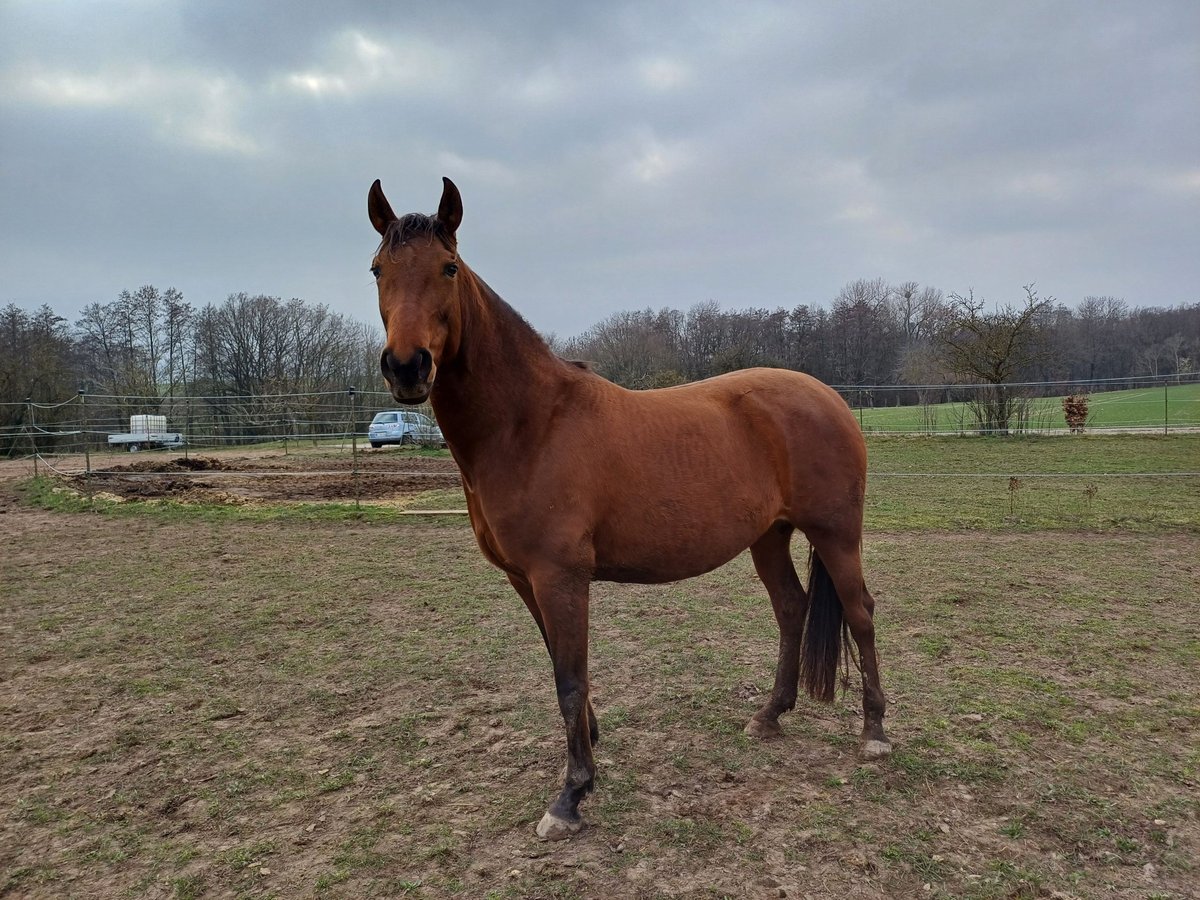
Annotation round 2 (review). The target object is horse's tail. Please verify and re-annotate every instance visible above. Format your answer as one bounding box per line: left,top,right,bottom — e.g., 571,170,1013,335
799,547,853,703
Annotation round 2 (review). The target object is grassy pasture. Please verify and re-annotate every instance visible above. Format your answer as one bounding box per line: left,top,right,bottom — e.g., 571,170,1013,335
864,434,1200,532
2,435,1198,899
348,434,1200,534
852,381,1200,433
40,433,1200,533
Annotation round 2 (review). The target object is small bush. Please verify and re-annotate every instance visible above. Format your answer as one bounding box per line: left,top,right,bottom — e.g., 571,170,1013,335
1062,394,1090,433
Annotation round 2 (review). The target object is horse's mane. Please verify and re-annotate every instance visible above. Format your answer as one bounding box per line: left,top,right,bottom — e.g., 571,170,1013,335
465,271,590,377
377,213,455,257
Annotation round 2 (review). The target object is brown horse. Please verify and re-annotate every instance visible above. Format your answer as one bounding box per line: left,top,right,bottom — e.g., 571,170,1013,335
368,178,891,840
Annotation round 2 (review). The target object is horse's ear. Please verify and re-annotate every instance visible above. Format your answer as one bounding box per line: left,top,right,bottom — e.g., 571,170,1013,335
368,179,397,237
437,177,463,239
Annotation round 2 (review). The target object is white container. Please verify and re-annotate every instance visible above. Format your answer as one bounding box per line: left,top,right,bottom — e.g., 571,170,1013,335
130,415,167,435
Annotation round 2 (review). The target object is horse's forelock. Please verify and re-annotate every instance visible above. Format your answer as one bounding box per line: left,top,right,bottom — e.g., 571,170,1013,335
379,213,455,258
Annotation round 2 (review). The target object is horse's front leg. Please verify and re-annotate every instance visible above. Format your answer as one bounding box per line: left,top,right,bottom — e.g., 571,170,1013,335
507,572,600,747
525,569,594,840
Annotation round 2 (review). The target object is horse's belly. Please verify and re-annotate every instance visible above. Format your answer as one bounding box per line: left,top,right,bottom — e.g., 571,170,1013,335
591,507,772,584
592,555,740,584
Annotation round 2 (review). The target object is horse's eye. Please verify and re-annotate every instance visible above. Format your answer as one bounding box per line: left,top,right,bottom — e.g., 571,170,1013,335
444,263,458,277
370,265,381,279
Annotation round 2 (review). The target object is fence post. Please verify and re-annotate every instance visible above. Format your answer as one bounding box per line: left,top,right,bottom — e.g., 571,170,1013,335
26,397,38,477
348,387,358,467
79,387,91,479
348,386,360,511
1164,381,1168,436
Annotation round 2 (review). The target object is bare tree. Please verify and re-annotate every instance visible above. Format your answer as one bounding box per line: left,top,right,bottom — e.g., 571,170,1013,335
570,308,684,388
829,278,901,394
786,303,832,380
893,282,949,344
937,285,1052,434
1,305,76,454
1074,295,1131,383
678,300,725,380
76,301,129,394
161,289,192,397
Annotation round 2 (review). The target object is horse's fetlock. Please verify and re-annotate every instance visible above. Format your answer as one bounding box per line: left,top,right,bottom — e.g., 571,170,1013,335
574,769,592,787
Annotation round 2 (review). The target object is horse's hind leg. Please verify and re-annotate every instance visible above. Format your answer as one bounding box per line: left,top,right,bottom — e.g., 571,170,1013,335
807,533,891,760
745,523,809,739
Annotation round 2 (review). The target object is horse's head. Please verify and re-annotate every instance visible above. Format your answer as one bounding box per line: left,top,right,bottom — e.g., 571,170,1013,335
368,177,465,404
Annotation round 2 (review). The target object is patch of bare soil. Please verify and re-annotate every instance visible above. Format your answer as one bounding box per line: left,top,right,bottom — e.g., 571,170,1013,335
64,450,463,503
95,455,232,473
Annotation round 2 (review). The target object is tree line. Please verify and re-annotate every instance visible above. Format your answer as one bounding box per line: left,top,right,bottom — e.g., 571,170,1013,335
3,287,381,402
2,279,1197,450
1,288,381,453
558,280,1197,396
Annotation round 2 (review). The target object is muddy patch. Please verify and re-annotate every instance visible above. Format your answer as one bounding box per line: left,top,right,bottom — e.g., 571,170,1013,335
68,451,462,503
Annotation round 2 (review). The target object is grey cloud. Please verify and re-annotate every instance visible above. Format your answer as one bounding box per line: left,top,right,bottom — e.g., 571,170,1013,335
1,0,1197,338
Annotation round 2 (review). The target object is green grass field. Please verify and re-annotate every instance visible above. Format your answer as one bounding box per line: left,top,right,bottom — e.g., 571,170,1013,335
864,434,1200,532
394,434,1200,533
853,381,1200,434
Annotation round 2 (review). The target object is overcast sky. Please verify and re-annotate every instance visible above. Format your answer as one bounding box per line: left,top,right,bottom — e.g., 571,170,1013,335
2,1,1197,338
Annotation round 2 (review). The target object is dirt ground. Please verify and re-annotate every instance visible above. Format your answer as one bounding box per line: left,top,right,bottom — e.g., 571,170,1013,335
44,448,464,505
2,453,1197,899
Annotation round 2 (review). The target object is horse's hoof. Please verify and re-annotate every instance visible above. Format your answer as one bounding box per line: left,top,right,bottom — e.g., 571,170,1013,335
744,716,783,740
536,811,583,841
859,739,893,761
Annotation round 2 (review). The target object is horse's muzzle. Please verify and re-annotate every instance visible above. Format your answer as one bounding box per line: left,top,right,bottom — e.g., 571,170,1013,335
381,347,434,404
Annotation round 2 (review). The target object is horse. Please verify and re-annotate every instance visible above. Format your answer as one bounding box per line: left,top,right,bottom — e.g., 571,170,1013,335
368,177,891,840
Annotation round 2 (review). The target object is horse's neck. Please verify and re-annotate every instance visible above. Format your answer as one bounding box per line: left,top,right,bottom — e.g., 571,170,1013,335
431,274,566,469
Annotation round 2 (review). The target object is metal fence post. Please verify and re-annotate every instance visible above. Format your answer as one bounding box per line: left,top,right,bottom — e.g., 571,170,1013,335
348,387,358,467
79,387,91,478
26,397,38,477
348,386,360,510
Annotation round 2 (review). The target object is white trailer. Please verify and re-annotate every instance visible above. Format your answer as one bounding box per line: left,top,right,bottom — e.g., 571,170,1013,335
107,415,186,452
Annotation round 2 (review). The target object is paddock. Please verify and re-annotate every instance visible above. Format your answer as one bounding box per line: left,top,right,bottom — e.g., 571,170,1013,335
1,441,1197,898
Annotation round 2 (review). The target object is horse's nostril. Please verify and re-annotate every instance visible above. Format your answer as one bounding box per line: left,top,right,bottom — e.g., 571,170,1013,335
381,347,433,386
415,348,433,382
380,349,403,381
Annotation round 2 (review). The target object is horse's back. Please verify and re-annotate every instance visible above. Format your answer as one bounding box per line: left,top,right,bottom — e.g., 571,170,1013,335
617,367,864,474
667,367,856,425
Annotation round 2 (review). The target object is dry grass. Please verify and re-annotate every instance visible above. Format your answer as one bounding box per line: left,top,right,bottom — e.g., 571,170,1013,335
2,485,1197,898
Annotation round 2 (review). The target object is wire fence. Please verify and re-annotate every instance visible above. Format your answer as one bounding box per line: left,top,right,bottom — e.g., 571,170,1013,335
2,388,427,460
2,373,1198,463
2,375,1196,528
835,371,1199,436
